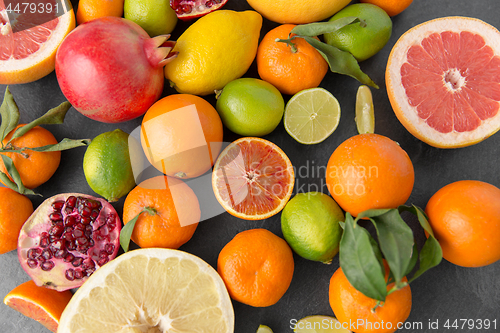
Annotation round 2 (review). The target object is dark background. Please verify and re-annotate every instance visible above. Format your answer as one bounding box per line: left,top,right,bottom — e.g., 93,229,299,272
1,0,500,332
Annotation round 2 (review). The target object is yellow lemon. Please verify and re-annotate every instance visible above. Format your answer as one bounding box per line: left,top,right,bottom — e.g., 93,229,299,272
164,10,262,96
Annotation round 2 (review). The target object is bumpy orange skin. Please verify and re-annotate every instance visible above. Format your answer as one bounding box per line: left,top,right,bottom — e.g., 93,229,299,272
329,266,412,333
0,125,61,189
257,24,328,96
360,0,413,17
0,187,33,254
325,134,414,217
217,228,294,307
425,180,500,267
123,176,200,249
77,0,124,25
4,280,73,332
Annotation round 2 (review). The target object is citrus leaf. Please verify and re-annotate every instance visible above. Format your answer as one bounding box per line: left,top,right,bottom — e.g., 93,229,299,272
9,101,72,141
409,236,442,283
0,87,20,143
0,154,39,196
339,213,387,301
120,207,156,252
370,209,414,288
360,226,383,266
290,17,365,37
404,243,419,277
354,208,391,222
303,37,379,89
18,138,91,153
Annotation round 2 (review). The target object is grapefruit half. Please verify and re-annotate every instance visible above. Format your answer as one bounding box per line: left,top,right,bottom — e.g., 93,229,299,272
386,16,500,148
212,137,294,220
0,1,75,84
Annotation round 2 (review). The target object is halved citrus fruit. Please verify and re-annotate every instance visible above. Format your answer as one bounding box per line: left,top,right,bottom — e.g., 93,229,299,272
0,1,75,84
4,280,73,332
57,248,234,333
212,137,295,220
386,16,500,148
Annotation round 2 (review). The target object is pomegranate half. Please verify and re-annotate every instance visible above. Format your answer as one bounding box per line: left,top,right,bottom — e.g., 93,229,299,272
170,0,228,21
18,194,121,291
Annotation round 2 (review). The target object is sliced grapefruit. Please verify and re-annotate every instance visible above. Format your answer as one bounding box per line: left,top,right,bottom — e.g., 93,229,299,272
386,16,500,148
212,137,295,220
0,1,75,84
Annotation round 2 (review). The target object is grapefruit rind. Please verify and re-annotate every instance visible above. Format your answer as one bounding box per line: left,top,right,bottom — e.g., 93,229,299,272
386,16,500,148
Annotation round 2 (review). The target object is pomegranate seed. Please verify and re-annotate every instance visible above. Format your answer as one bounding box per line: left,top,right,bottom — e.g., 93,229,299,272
72,257,84,267
73,229,84,238
51,201,65,210
105,243,115,255
90,209,99,220
66,196,77,207
206,0,214,7
64,207,73,215
84,268,95,277
81,206,92,217
81,216,91,225
77,237,88,245
99,250,108,259
41,260,55,271
49,212,63,222
65,269,75,281
49,222,64,236
54,249,67,259
66,241,77,251
27,248,42,259
63,232,75,241
41,248,53,260
74,269,84,279
39,237,50,248
64,253,75,263
74,223,85,231
98,257,109,266
82,259,96,270
27,259,38,269
99,225,109,236
64,216,76,226
50,239,66,251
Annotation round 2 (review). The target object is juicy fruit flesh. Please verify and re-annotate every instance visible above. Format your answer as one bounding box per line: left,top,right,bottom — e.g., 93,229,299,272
213,139,294,218
170,0,226,18
18,194,121,291
401,30,500,133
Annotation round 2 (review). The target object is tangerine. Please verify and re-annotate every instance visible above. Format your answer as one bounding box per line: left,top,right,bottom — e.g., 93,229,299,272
425,180,500,267
325,134,414,217
217,228,294,307
0,187,33,254
360,0,413,17
0,125,61,189
76,0,124,25
140,94,223,179
122,175,200,249
257,24,328,95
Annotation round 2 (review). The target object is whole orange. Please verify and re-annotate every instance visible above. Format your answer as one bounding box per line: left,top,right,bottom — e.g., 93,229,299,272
329,265,412,333
122,175,200,249
256,24,329,95
0,125,61,189
140,94,223,179
360,0,413,17
0,187,33,254
217,228,294,307
425,180,500,267
76,0,124,25
326,134,414,217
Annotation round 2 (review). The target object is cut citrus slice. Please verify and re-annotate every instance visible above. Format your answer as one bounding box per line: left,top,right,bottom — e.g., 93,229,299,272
294,315,352,333
257,324,274,333
355,85,375,134
3,280,73,333
386,16,500,148
57,248,234,333
212,137,294,220
0,1,75,84
284,88,341,144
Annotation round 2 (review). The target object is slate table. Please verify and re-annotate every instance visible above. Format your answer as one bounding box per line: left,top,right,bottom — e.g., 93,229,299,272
1,0,500,332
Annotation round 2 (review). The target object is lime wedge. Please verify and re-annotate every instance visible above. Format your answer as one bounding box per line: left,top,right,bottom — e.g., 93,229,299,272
355,85,375,134
284,88,341,144
294,315,352,332
257,324,274,333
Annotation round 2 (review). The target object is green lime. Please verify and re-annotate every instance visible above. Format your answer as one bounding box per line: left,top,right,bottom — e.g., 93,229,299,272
216,78,284,136
281,192,344,263
256,325,273,333
323,3,392,62
284,88,341,145
293,315,351,332
124,0,178,37
83,129,139,202
355,85,375,134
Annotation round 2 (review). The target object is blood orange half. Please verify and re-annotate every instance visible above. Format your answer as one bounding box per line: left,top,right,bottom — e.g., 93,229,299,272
212,137,294,220
0,1,75,84
386,16,500,148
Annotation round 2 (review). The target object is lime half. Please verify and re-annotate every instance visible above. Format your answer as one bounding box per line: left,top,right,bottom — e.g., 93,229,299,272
284,88,341,144
257,324,274,333
294,315,352,332
355,85,375,134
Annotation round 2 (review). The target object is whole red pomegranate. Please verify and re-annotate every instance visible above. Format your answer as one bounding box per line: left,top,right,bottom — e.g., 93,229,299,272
55,17,177,123
18,194,121,291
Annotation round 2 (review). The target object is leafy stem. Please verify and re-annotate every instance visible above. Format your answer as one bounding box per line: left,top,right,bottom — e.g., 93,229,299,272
275,37,298,53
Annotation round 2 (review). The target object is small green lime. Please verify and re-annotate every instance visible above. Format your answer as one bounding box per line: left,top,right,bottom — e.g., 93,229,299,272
323,3,392,62
83,129,138,202
216,78,285,137
281,192,344,263
124,0,178,37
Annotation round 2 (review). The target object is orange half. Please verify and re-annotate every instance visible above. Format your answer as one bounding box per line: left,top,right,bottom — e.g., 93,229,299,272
212,137,294,220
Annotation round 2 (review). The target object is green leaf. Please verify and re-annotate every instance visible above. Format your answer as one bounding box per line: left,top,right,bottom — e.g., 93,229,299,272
0,154,39,195
360,227,383,266
120,207,156,252
9,101,72,142
0,87,20,143
370,209,414,288
22,138,91,152
355,208,391,223
409,236,442,283
339,213,387,301
303,37,379,89
290,17,365,37
404,243,419,277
